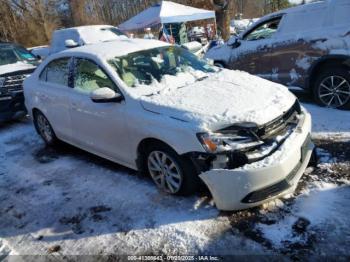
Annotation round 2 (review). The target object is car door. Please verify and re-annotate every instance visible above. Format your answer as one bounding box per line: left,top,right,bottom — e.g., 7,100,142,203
37,57,73,140
268,8,327,87
231,16,283,80
68,57,131,164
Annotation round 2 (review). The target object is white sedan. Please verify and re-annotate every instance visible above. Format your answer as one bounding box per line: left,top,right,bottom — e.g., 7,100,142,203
24,38,314,211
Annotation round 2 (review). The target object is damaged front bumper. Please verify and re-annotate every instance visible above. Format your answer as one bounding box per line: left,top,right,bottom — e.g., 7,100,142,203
198,110,313,211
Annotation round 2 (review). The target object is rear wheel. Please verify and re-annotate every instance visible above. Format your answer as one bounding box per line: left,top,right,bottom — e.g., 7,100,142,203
313,67,350,109
34,111,58,145
144,143,199,196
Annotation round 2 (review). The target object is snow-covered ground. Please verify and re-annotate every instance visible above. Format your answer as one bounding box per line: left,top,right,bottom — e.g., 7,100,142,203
0,100,349,259
303,103,350,138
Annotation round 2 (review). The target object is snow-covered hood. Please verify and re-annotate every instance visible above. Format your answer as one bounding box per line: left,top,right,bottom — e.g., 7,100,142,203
139,70,296,130
0,61,36,76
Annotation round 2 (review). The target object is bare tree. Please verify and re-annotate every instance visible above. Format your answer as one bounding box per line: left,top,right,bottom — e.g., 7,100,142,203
211,0,231,40
0,0,296,47
0,0,62,46
68,0,87,26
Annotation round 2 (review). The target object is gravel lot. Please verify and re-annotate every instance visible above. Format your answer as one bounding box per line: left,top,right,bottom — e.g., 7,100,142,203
0,98,349,260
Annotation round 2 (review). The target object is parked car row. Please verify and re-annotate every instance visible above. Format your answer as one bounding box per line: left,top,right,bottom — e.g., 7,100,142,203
31,25,128,60
0,42,39,121
23,38,314,211
2,0,348,211
1,25,128,122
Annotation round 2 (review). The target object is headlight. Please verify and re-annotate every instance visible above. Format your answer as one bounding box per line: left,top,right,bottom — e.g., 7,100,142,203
197,131,263,153
0,77,5,87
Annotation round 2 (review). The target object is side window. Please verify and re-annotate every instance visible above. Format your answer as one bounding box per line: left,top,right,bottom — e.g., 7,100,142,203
243,17,282,41
39,58,70,86
73,58,116,94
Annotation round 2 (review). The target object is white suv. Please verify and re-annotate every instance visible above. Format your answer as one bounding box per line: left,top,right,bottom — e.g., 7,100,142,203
24,38,313,211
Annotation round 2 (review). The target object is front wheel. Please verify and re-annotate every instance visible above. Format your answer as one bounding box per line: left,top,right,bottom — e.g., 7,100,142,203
313,67,350,109
145,143,199,196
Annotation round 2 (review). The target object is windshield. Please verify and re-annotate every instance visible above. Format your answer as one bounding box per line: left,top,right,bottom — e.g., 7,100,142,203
103,27,127,37
83,27,128,44
108,46,216,88
0,45,37,66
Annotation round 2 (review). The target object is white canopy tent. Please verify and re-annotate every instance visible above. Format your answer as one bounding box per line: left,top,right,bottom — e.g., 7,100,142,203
119,1,216,31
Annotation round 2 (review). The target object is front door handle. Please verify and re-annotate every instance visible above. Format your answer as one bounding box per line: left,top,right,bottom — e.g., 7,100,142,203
258,45,270,51
38,94,49,100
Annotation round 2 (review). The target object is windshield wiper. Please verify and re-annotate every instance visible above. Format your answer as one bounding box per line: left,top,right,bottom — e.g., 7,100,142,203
144,72,209,98
196,75,208,82
145,91,161,97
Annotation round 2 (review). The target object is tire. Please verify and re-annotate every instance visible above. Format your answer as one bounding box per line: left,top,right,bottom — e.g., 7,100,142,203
313,67,350,109
308,147,319,168
33,111,58,146
214,62,225,68
144,142,200,196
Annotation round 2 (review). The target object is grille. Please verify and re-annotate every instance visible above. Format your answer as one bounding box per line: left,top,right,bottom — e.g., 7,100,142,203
241,180,290,204
257,100,301,140
219,100,301,141
217,100,302,167
242,101,301,163
2,74,28,92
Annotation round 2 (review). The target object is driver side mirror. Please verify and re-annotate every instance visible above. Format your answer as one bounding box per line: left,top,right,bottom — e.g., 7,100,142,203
65,39,79,49
227,37,241,48
90,88,124,103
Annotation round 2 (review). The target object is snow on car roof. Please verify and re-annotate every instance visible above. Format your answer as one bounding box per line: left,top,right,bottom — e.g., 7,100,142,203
61,38,170,59
262,0,326,18
55,25,115,32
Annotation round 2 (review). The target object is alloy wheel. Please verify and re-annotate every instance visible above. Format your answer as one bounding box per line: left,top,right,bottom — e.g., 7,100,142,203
318,75,350,108
37,114,53,143
147,151,183,194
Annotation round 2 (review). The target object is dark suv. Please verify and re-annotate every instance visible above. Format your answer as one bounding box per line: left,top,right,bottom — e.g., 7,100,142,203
0,43,38,121
205,0,350,109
